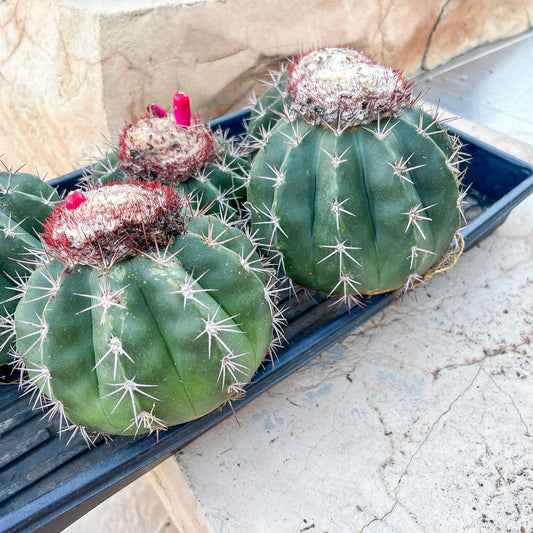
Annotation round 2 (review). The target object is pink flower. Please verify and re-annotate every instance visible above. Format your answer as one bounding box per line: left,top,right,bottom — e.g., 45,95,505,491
173,92,191,128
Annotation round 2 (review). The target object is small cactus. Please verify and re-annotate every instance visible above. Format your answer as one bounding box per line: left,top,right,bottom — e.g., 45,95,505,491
0,165,60,366
90,92,249,220
11,181,278,441
246,47,466,307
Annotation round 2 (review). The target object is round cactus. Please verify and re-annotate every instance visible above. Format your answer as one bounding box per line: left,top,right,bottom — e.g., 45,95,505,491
246,47,466,306
89,92,249,220
0,168,60,366
13,181,277,441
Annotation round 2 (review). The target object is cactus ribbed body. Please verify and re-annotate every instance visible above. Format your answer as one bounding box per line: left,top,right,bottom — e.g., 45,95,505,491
0,171,59,365
246,48,464,303
14,183,274,438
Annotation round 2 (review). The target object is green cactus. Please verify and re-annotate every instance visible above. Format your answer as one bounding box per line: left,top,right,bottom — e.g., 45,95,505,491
89,151,126,186
246,48,466,307
89,92,249,220
0,168,60,366
246,68,287,152
12,181,277,441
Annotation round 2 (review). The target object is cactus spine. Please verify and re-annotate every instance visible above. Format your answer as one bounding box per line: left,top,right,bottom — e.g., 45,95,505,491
12,182,277,441
246,68,287,152
246,48,466,306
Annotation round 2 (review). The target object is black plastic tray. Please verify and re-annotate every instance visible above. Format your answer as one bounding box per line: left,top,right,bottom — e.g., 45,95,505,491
1,110,532,533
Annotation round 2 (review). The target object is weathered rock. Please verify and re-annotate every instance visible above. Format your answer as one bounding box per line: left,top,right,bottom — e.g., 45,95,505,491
423,0,533,70
0,0,531,177
0,1,106,177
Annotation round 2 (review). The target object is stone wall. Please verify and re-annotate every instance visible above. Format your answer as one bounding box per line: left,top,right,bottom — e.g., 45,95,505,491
1,0,532,177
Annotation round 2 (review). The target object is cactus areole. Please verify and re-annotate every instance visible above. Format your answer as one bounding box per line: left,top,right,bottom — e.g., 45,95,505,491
247,47,465,305
15,182,274,439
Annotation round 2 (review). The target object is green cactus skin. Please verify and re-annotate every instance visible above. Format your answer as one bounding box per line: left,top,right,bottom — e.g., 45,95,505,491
13,183,276,441
177,147,250,218
0,170,59,366
89,151,126,186
247,109,464,303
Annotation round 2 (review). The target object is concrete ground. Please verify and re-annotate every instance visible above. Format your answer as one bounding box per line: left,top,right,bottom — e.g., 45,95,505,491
64,32,533,533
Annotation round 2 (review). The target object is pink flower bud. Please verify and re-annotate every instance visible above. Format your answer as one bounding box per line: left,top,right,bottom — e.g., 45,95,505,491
149,104,168,118
65,191,87,210
173,92,191,128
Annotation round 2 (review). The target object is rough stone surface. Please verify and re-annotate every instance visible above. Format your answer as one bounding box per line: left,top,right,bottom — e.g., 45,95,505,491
1,0,532,177
63,475,179,533
0,1,106,177
424,0,533,69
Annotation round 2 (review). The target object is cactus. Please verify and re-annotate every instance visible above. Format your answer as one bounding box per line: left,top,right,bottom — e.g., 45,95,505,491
11,181,278,441
246,47,466,307
246,67,287,152
89,92,249,220
0,166,60,366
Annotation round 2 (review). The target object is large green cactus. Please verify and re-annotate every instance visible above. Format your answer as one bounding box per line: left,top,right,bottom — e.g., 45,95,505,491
13,181,276,441
89,92,249,220
247,48,466,306
0,169,59,366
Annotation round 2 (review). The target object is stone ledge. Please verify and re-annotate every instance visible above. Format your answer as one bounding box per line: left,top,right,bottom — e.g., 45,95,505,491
0,0,531,176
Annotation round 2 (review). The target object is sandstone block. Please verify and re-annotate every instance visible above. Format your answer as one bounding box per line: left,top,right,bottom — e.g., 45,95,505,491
0,0,531,177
